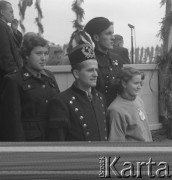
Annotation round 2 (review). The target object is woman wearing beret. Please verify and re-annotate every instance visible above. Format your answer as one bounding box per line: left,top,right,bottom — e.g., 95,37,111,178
84,17,127,106
0,34,60,141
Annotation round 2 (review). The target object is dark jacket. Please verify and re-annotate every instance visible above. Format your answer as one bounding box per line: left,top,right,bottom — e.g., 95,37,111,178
13,29,23,48
95,49,123,106
0,67,60,141
48,83,108,141
111,46,130,64
0,19,22,83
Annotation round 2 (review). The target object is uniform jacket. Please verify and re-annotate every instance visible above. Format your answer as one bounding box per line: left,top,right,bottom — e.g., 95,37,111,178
111,46,130,64
48,83,108,141
0,67,60,141
0,19,22,82
95,49,123,106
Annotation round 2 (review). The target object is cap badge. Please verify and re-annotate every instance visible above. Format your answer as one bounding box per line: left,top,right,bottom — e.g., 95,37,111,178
81,46,95,59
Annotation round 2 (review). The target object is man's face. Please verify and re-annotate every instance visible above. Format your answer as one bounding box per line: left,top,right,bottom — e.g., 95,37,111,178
76,59,98,90
2,3,14,23
27,46,49,72
97,24,114,51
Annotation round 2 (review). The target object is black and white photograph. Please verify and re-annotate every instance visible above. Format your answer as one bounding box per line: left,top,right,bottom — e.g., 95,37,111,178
0,0,172,179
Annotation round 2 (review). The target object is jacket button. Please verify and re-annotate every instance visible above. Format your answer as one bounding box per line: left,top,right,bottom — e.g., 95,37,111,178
75,108,78,112
72,96,75,100
112,77,115,79
103,111,105,115
80,116,83,120
83,123,87,128
86,132,90,136
28,84,31,88
105,136,107,140
45,100,48,103
105,128,107,131
109,68,113,71
70,101,73,104
104,120,106,123
42,85,46,88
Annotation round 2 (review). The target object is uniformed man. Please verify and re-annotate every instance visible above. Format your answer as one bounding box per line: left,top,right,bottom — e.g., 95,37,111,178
48,31,108,141
84,17,127,106
112,34,130,64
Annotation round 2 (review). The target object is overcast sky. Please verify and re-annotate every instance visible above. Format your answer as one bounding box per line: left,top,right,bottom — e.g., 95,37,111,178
9,0,165,49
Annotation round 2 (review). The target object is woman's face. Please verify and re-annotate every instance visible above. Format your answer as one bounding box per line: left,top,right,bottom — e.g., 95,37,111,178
26,46,49,72
122,74,142,98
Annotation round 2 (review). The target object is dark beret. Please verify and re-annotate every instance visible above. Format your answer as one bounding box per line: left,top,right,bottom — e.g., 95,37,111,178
84,17,112,38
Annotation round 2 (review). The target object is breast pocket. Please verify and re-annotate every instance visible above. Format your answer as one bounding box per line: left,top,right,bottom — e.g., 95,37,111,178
21,82,39,116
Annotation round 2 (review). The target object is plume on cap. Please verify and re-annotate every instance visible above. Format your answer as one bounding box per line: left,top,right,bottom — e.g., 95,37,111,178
67,30,95,54
67,30,96,67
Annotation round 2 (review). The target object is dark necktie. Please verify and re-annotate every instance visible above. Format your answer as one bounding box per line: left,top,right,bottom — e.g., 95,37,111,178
87,92,93,102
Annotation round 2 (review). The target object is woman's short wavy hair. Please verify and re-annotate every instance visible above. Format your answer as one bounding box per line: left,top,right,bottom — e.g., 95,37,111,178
21,33,49,59
115,66,145,95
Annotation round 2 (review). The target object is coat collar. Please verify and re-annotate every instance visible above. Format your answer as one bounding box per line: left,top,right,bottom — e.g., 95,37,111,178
21,67,34,80
0,18,7,24
71,82,96,97
94,48,108,56
21,66,51,81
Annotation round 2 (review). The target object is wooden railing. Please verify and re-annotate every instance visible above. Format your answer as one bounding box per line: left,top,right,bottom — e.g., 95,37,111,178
47,45,163,65
131,45,163,64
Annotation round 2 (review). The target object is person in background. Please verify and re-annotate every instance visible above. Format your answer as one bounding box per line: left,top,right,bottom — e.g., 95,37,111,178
11,18,23,48
47,31,108,141
0,1,22,84
84,17,123,106
108,67,152,142
0,34,60,141
112,34,130,64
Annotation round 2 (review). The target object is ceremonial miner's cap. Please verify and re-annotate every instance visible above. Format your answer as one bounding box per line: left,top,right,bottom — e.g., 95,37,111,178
84,17,112,38
67,30,96,67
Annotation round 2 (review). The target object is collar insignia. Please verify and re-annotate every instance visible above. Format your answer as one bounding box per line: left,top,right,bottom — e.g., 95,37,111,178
113,60,118,66
24,73,30,77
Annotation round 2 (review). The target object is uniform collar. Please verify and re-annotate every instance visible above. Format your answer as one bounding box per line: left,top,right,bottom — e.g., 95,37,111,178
95,48,109,56
22,66,50,80
22,67,34,80
72,82,96,97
